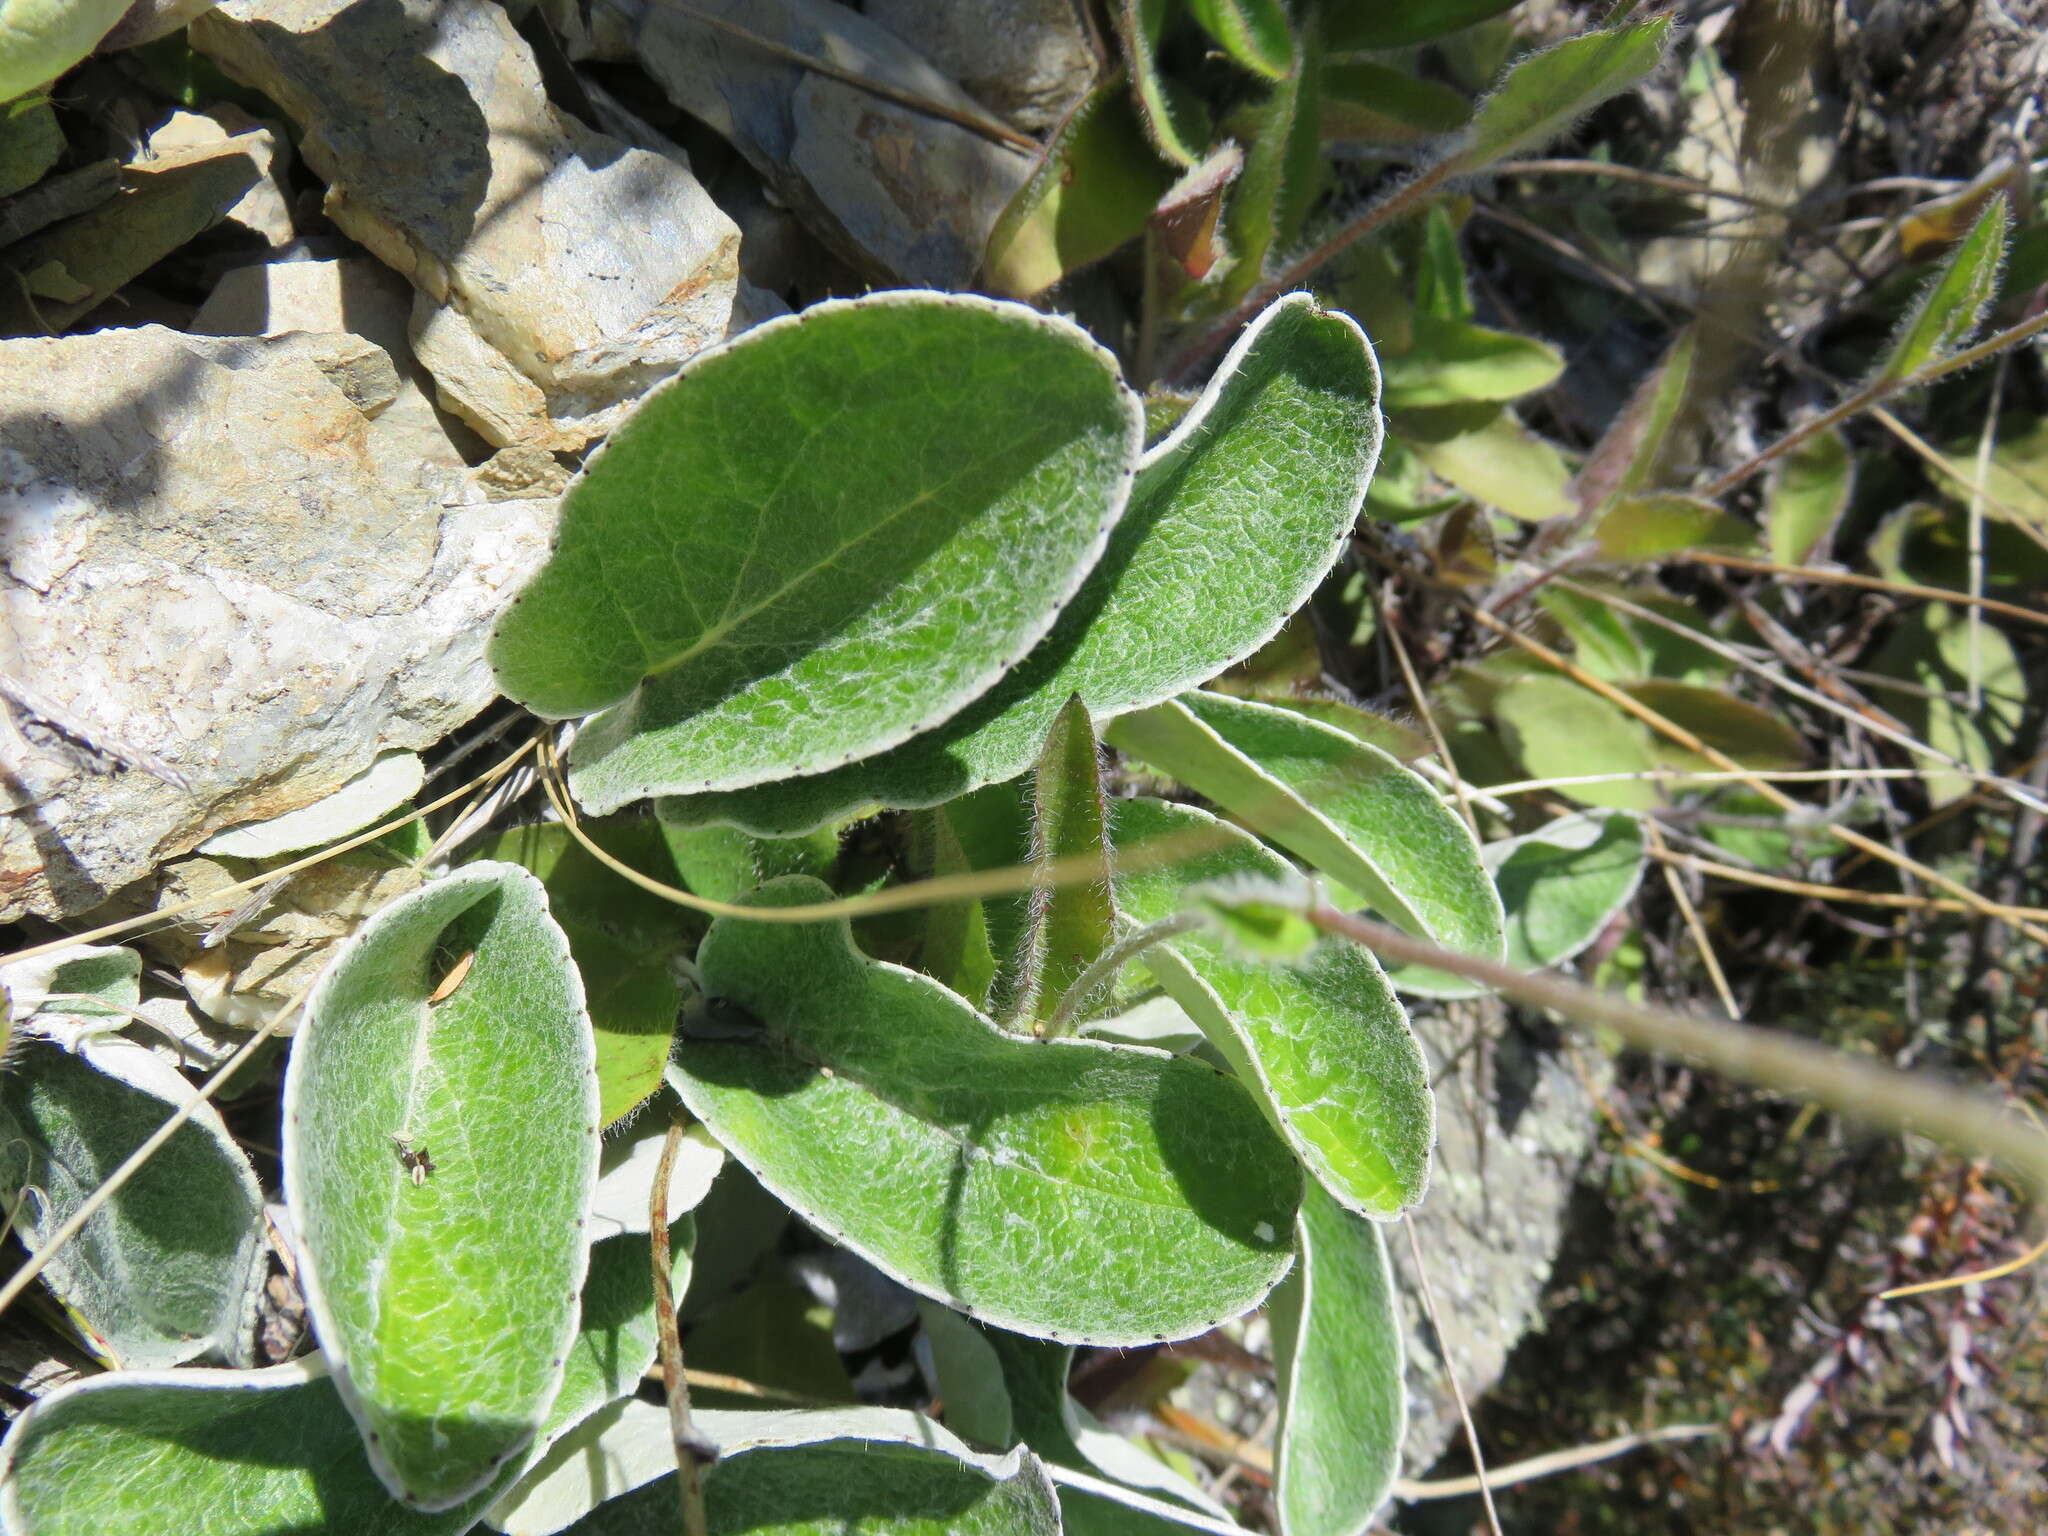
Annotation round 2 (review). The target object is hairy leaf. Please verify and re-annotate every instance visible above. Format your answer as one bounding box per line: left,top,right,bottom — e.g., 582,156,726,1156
1106,692,1503,959
1393,811,1648,999
1455,19,1673,172
1012,696,1118,1031
671,878,1300,1345
1876,195,2008,385
0,1033,264,1369
1765,427,1852,565
489,293,1140,811
1113,798,1434,1219
1269,1184,1405,1536
986,73,1175,299
0,1223,690,1536
535,1406,1062,1536
287,863,600,1508
662,295,1381,835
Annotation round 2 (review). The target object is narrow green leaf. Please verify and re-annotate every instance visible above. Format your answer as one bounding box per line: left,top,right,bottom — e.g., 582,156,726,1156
1494,674,1661,809
986,73,1176,299
1218,19,1321,306
1381,313,1564,408
476,822,687,1127
1113,797,1434,1219
0,1035,264,1368
672,877,1300,1345
1012,696,1119,1031
1454,19,1673,172
1405,408,1575,521
0,1223,690,1536
1118,0,1209,166
1320,61,1470,144
536,1406,1063,1536
1765,426,1853,565
910,808,999,1009
1876,195,2009,385
1188,0,1292,79
1415,206,1473,322
663,294,1381,836
287,862,601,1509
1584,328,1697,511
1393,810,1648,999
488,293,1142,811
1594,494,1758,562
1269,1183,1405,1536
1105,692,1504,959
1326,0,1522,50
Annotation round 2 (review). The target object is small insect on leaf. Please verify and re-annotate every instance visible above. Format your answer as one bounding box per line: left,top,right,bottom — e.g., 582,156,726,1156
428,951,476,1004
390,1134,436,1186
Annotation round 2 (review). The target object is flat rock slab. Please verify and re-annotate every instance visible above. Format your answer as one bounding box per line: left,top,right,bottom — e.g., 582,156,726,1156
191,0,741,451
0,324,554,921
555,0,1033,290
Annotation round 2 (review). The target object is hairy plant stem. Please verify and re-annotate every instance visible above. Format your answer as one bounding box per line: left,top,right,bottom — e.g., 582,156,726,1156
1040,913,1207,1039
1163,160,1456,380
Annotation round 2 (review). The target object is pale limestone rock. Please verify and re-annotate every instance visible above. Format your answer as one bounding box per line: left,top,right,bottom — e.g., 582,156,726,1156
865,0,1093,132
0,324,554,921
190,0,742,450
551,0,1033,289
144,108,294,246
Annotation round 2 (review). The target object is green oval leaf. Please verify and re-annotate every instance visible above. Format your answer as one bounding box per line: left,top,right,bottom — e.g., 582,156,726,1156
474,821,688,1126
1765,426,1853,565
1404,407,1575,521
1269,1183,1405,1536
1381,314,1565,409
286,862,601,1508
1106,692,1504,960
0,1032,264,1369
0,1223,690,1536
662,294,1382,836
1626,680,1810,772
1456,19,1672,171
1593,494,1758,562
543,1406,1062,1536
1112,798,1434,1219
1494,674,1660,809
672,877,1301,1345
489,292,1142,812
1392,810,1648,999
